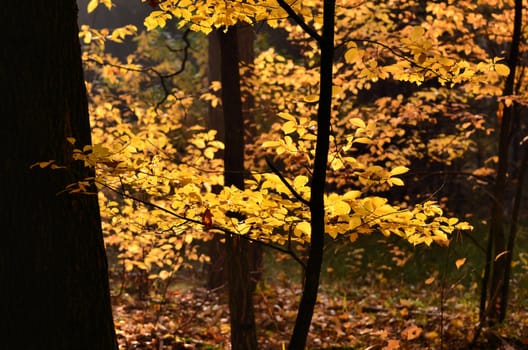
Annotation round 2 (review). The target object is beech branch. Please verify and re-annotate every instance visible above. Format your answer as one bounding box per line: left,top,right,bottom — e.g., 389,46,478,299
265,156,311,207
98,180,307,269
275,0,321,43
85,29,191,111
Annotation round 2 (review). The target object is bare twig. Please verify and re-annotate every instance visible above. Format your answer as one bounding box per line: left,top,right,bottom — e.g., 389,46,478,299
275,0,321,42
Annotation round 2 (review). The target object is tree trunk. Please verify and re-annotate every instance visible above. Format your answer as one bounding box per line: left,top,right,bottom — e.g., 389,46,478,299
479,0,523,327
206,26,261,292
288,1,335,349
0,2,118,349
218,26,259,350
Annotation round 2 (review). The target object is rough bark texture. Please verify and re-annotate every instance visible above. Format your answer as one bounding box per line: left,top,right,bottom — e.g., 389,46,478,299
288,1,335,349
218,27,258,350
0,2,118,349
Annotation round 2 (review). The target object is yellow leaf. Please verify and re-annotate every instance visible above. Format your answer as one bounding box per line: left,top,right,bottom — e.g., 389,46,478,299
344,48,362,64
332,85,342,97
83,31,92,44
455,258,466,269
424,331,439,340
87,0,98,13
388,177,404,186
348,216,361,230
353,137,371,144
277,112,296,121
204,147,216,159
261,140,281,148
293,175,309,188
330,157,344,171
425,276,435,285
330,200,351,216
159,270,171,280
350,118,366,128
295,221,311,236
282,120,297,134
390,166,409,176
494,63,510,76
410,26,425,41
448,217,459,225
343,190,362,200
303,94,319,103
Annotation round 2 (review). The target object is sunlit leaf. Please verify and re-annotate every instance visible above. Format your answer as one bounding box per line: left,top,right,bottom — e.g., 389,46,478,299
494,63,510,76
455,258,466,269
425,276,435,285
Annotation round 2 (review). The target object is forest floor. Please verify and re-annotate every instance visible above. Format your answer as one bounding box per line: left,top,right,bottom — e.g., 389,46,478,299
110,239,528,350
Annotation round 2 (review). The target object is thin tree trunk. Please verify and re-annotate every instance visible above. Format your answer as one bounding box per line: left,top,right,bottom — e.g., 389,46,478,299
479,0,523,327
500,142,528,321
288,0,335,349
0,1,117,349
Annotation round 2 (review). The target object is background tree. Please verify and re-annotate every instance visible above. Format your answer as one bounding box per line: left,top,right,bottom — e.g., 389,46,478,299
0,1,117,349
479,0,525,328
207,24,261,349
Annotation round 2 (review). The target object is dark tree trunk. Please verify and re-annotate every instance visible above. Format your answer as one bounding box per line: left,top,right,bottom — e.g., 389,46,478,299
218,27,258,350
479,0,523,327
288,0,335,349
0,2,117,349
205,31,228,290
206,26,261,292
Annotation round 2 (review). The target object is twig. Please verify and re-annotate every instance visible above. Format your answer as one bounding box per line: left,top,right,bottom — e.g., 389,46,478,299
265,156,311,207
275,0,321,43
98,180,307,269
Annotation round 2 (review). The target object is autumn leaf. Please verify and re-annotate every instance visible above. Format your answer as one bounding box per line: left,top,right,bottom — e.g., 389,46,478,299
382,339,400,350
202,208,213,230
494,63,510,76
455,258,466,269
401,325,422,340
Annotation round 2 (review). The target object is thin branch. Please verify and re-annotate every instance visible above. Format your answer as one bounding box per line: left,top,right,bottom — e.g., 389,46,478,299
343,38,452,83
275,0,321,43
265,156,311,207
84,29,191,111
98,180,307,269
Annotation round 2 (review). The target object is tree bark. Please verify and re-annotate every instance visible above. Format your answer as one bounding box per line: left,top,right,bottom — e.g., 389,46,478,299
0,2,117,349
206,26,261,292
218,27,258,350
288,1,335,349
479,0,523,327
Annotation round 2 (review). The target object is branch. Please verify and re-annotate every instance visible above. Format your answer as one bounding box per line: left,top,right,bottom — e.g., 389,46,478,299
265,157,311,207
84,29,191,111
344,38,451,84
98,180,307,269
275,0,321,43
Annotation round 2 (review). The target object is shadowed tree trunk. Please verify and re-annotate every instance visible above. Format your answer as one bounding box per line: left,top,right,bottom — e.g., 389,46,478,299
479,0,523,328
206,26,261,292
218,26,258,350
0,1,118,349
